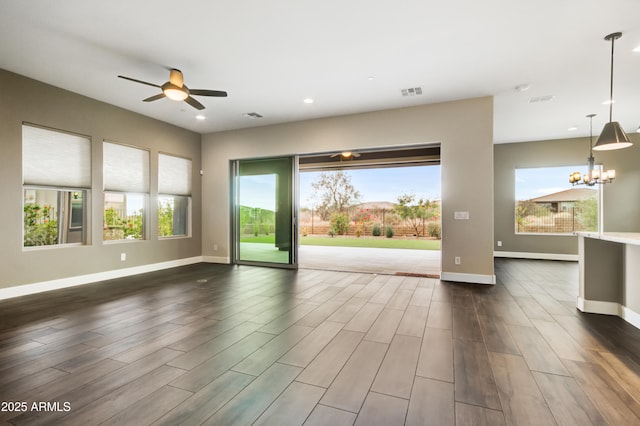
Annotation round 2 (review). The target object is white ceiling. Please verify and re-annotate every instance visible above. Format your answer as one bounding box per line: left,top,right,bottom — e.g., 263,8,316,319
1,0,639,143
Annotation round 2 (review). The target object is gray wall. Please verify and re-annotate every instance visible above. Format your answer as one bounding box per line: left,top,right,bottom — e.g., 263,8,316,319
201,97,495,281
494,134,640,256
0,69,203,288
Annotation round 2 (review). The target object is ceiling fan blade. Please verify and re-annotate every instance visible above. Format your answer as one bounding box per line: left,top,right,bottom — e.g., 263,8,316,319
143,93,166,102
189,89,228,97
118,75,161,88
184,96,205,110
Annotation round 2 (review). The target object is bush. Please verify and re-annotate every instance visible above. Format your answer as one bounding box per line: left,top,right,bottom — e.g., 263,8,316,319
372,224,382,236
385,226,395,238
328,229,336,237
427,221,441,239
330,212,350,235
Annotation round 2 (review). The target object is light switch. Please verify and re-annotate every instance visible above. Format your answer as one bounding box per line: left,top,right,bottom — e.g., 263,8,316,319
454,211,469,220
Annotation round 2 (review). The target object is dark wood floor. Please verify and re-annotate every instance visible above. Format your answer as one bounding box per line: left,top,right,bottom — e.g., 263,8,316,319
1,259,640,425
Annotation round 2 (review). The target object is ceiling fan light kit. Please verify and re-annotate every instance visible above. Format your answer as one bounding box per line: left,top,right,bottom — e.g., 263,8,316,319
593,32,633,151
118,68,227,110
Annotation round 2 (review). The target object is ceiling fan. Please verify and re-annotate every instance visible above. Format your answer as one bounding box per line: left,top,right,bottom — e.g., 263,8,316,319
330,151,361,159
117,68,227,110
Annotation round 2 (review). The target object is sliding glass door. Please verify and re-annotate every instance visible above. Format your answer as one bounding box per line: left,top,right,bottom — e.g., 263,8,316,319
232,156,297,268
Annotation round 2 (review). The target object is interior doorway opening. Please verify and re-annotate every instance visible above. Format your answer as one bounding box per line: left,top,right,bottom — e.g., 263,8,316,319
298,145,441,276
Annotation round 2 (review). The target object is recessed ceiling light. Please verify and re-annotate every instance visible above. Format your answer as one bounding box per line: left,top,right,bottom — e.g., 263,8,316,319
633,45,640,53
567,127,578,131
195,115,206,120
303,98,314,104
515,84,530,92
367,76,375,81
602,99,615,105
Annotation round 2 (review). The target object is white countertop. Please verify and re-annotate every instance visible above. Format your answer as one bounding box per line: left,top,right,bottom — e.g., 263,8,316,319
575,232,640,246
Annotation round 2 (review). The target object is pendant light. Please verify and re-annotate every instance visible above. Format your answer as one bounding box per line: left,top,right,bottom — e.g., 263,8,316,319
569,114,615,186
593,32,633,151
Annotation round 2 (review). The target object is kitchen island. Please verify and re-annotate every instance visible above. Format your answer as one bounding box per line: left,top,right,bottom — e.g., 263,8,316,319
576,232,640,329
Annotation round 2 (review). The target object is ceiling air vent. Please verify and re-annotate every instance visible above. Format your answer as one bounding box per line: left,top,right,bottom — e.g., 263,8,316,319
244,112,264,119
401,87,423,97
528,95,554,104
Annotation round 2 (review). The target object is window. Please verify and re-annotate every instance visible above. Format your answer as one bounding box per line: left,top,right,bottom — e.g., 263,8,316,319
22,124,91,247
103,142,149,241
158,153,192,237
515,165,600,234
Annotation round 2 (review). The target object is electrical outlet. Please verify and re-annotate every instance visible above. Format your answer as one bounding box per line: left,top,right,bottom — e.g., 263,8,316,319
497,240,502,247
120,253,126,261
455,256,461,265
213,244,218,251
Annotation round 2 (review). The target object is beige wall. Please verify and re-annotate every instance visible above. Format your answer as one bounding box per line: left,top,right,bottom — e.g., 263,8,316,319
494,133,640,256
0,69,203,288
202,97,495,282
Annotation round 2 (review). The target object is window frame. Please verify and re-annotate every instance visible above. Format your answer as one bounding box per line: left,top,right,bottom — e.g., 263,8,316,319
102,141,150,243
514,165,602,236
157,153,193,239
22,123,92,249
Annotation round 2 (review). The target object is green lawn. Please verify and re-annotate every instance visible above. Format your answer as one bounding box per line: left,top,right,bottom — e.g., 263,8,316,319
301,236,440,250
240,235,440,250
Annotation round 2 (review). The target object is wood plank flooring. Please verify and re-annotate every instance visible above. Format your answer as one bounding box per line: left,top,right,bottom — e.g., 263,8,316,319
1,259,640,425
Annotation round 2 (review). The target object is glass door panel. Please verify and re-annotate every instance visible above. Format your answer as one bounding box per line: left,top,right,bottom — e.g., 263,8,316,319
233,157,296,267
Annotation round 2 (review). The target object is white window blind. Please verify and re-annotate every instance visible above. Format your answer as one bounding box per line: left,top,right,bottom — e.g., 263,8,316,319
158,153,192,196
22,124,91,188
103,142,150,193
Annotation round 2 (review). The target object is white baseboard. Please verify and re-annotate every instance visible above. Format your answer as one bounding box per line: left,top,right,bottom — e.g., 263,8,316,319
0,256,204,301
576,297,640,329
202,256,231,264
494,251,578,262
621,306,640,330
440,271,496,285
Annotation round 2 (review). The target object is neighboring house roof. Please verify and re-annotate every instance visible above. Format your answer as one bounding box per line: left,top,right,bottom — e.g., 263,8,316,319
529,188,597,203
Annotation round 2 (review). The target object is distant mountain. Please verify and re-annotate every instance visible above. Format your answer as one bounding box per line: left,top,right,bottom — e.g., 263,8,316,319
353,201,397,210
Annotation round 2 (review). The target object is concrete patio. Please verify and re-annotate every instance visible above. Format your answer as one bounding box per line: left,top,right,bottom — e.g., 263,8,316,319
298,245,441,276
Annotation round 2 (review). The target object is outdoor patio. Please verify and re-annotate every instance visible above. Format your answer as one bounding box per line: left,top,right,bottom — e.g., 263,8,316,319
299,245,441,276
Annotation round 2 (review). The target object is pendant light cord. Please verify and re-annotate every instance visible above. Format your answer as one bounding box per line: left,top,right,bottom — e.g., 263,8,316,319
608,35,615,123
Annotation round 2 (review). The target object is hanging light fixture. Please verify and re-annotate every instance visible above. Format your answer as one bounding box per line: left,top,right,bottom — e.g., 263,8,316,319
570,114,616,186
593,32,633,151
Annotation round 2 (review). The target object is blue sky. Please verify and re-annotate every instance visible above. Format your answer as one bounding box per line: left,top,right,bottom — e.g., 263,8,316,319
300,165,441,209
238,164,586,210
238,166,441,210
515,165,588,201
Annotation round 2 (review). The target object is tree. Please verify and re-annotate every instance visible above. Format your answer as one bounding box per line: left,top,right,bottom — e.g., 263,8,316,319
395,194,432,237
575,197,598,231
311,171,360,220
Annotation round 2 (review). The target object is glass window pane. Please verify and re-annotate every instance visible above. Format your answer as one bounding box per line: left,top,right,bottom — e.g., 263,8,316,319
104,193,146,241
24,188,85,246
515,166,599,234
236,157,293,264
158,195,189,237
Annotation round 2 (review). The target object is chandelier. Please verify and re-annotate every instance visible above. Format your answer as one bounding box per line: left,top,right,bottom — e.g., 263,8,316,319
569,114,615,186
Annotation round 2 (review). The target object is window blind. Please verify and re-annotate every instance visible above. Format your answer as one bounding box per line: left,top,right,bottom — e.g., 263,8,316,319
103,142,150,193
22,124,91,188
158,153,192,196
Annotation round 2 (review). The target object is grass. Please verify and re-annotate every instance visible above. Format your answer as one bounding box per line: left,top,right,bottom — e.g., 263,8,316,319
240,235,440,250
301,236,440,250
